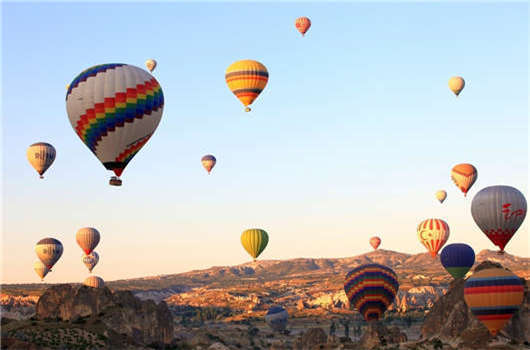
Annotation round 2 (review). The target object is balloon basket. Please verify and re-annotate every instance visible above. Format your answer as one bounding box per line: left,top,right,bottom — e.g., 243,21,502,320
109,176,122,186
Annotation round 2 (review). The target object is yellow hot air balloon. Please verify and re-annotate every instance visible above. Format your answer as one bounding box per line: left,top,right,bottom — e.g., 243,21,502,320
435,190,447,203
83,276,105,288
27,142,56,179
145,59,157,72
33,260,49,281
417,218,450,258
225,60,268,112
448,76,465,97
241,228,269,261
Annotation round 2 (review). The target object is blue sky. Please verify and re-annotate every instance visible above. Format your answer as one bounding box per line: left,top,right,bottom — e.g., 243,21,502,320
1,2,528,284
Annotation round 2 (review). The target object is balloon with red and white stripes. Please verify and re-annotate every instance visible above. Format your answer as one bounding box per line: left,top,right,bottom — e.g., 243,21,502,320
417,218,450,258
295,17,311,36
76,227,100,255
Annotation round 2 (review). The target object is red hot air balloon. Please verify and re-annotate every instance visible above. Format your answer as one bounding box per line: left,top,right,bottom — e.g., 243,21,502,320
417,218,450,258
295,17,311,36
369,236,381,250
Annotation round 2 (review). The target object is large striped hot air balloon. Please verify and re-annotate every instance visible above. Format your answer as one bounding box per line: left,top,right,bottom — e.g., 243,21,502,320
448,76,465,97
369,236,381,250
35,238,63,269
265,306,289,332
201,154,216,174
343,264,399,322
435,190,447,204
84,276,105,288
225,60,268,112
76,227,100,255
33,260,49,281
66,63,164,186
82,251,99,273
27,142,56,179
451,163,477,197
295,17,311,36
241,228,269,261
471,186,527,253
464,268,524,336
440,243,475,279
417,218,450,258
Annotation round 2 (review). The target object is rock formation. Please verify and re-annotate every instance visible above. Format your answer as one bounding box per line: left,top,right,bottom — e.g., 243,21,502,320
359,321,407,349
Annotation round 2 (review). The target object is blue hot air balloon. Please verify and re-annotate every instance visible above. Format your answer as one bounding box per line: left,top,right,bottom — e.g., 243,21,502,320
440,243,475,279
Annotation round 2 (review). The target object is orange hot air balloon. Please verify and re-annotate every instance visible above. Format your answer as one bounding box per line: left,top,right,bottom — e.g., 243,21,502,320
417,218,450,258
225,60,268,112
451,163,477,197
369,236,381,250
295,17,311,36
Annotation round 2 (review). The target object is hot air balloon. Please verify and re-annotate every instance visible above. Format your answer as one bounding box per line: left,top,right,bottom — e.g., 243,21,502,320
33,260,49,281
343,264,399,322
369,236,381,250
265,306,289,332
451,163,477,197
448,76,465,97
435,190,447,203
66,63,164,186
35,238,63,269
241,228,269,261
82,252,99,273
295,17,311,36
76,227,100,255
440,243,475,279
27,142,56,179
83,276,105,288
417,218,450,258
225,60,268,112
201,154,216,174
464,268,524,336
471,185,527,253
145,59,157,72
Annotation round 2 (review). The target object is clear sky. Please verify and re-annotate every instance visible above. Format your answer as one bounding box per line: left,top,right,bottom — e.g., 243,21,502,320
1,2,528,284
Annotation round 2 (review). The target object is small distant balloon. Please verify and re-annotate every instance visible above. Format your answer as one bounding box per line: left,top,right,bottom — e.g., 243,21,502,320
464,268,524,336
35,238,63,269
440,243,475,279
241,228,269,261
295,17,311,36
471,185,527,253
34,260,49,281
435,190,447,203
76,227,100,255
417,218,450,258
201,154,216,174
369,236,381,250
84,276,105,288
451,163,477,197
27,142,56,179
82,251,99,273
225,60,268,112
448,76,465,97
265,306,289,332
145,59,157,72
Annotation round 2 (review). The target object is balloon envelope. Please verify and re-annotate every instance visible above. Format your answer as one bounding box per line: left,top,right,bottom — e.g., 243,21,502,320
27,142,56,179
435,190,447,203
471,185,527,253
451,163,477,197
369,236,381,250
344,264,399,321
241,228,269,261
66,63,164,182
201,154,216,174
145,59,157,72
225,60,268,112
82,251,99,273
440,243,475,279
448,76,465,96
265,306,289,331
76,227,100,255
464,268,524,336
84,276,105,288
417,218,450,258
295,17,311,36
33,260,49,281
35,238,63,269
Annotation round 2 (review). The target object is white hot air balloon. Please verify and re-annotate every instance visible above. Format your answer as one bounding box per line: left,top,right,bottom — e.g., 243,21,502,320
35,238,63,269
82,251,99,273
76,227,100,255
84,276,105,288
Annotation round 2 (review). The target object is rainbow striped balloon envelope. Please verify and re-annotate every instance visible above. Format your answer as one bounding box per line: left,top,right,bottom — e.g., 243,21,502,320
343,264,399,321
464,268,524,336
